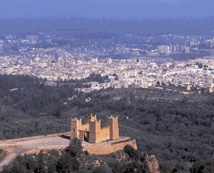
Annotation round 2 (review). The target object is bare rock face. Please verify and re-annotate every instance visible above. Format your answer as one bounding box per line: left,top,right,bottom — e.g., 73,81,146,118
147,155,160,173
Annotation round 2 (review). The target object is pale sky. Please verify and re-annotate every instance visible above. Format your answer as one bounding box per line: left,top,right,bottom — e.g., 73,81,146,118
0,0,213,19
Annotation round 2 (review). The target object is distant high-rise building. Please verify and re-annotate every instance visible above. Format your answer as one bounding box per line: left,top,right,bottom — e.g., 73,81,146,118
107,58,112,64
91,57,98,63
26,35,39,44
157,45,171,55
0,40,4,49
181,46,190,53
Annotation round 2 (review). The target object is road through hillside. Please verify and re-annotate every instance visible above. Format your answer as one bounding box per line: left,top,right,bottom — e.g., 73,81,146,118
0,136,70,171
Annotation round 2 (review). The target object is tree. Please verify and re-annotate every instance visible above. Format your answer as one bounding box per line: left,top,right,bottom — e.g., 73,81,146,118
93,164,113,173
124,145,141,161
65,137,83,157
159,162,172,173
124,145,150,173
191,160,214,173
171,163,190,173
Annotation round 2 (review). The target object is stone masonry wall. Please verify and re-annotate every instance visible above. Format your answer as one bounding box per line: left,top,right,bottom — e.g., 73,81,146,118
21,138,137,156
83,139,137,155
100,127,110,141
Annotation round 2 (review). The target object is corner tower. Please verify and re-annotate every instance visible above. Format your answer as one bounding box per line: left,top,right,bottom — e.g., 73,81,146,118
87,114,97,123
70,118,82,140
89,120,101,143
107,116,119,140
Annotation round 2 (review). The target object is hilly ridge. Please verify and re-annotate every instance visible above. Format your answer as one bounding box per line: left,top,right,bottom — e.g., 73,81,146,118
0,74,213,169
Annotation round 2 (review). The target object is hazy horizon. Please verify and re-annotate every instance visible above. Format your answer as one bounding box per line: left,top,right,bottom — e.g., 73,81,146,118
1,0,214,35
1,17,214,35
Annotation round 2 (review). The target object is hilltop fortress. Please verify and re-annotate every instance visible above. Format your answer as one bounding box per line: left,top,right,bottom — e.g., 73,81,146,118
0,114,159,173
70,114,119,143
70,114,137,155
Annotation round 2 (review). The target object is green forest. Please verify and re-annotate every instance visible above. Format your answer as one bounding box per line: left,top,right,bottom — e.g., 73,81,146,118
2,138,152,173
0,74,213,172
2,138,214,173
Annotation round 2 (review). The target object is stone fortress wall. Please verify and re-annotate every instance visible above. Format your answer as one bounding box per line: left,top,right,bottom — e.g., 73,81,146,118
22,137,137,156
70,114,137,155
83,137,137,155
1,114,159,173
71,114,119,143
1,114,136,156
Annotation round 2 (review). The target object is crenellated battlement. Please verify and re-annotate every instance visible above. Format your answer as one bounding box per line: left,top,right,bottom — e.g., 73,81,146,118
89,114,97,122
107,115,118,120
70,114,120,143
71,118,82,123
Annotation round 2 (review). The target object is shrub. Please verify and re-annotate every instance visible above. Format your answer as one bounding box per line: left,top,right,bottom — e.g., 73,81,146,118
0,149,3,154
